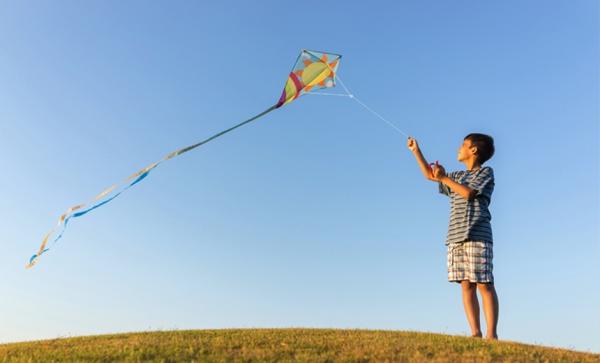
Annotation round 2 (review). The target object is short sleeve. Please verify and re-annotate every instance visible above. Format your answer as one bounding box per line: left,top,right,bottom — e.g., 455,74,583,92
468,167,494,202
439,171,458,196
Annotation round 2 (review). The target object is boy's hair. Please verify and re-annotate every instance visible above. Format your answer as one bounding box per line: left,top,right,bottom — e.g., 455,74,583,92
465,133,495,164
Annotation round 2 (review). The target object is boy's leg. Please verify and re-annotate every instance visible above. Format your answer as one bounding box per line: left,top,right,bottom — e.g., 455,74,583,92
477,283,499,339
460,280,482,337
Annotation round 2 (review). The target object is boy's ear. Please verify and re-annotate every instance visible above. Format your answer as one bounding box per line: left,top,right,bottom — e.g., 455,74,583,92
470,145,478,155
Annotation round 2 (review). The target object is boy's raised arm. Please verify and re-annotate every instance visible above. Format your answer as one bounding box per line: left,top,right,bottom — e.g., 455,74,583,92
407,137,436,181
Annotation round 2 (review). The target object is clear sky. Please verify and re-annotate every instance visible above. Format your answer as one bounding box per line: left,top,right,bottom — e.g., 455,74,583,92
1,0,598,353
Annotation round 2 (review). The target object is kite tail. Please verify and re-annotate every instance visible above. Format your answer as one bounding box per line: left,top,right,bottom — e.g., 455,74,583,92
26,164,158,268
26,104,278,269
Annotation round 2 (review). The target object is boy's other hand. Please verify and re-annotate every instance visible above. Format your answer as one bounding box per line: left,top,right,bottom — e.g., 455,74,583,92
432,161,446,180
407,137,419,153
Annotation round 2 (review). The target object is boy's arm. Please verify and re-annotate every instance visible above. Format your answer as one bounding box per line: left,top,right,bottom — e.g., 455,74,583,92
439,175,476,200
407,138,436,181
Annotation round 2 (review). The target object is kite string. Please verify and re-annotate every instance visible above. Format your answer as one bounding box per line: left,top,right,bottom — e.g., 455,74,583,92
307,92,350,97
335,75,410,138
307,74,410,138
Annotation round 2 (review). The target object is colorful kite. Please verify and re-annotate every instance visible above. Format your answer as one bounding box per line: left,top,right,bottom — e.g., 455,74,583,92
27,49,342,269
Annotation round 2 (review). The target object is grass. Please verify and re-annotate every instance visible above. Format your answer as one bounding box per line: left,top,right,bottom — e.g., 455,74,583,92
0,328,597,362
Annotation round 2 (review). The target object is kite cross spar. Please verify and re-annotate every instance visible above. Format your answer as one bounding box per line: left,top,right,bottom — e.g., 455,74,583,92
26,49,342,268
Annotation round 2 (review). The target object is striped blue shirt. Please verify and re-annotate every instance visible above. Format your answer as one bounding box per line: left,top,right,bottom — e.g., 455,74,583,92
439,166,494,245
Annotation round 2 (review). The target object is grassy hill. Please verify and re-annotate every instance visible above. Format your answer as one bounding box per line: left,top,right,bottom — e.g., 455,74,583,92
0,328,597,362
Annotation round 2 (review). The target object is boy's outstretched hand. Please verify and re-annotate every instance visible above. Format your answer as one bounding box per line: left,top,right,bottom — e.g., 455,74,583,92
407,136,445,182
407,137,419,153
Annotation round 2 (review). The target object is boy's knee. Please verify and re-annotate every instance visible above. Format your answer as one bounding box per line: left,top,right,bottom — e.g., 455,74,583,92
476,282,495,292
461,281,477,291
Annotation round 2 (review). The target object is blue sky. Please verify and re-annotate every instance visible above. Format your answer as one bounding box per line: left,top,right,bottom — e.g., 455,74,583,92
1,0,598,353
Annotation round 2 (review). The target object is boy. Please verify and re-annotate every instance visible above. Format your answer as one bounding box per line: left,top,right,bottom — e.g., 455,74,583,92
407,133,499,340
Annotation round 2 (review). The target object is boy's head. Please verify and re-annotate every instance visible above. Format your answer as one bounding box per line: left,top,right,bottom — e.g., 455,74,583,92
458,133,495,165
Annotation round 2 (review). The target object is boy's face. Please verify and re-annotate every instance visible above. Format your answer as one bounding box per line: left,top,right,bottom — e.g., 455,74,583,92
457,139,477,162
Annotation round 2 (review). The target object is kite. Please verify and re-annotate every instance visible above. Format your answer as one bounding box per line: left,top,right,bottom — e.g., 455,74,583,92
26,49,342,268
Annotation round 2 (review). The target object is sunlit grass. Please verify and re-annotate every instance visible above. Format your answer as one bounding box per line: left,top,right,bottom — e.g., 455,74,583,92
0,328,597,362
